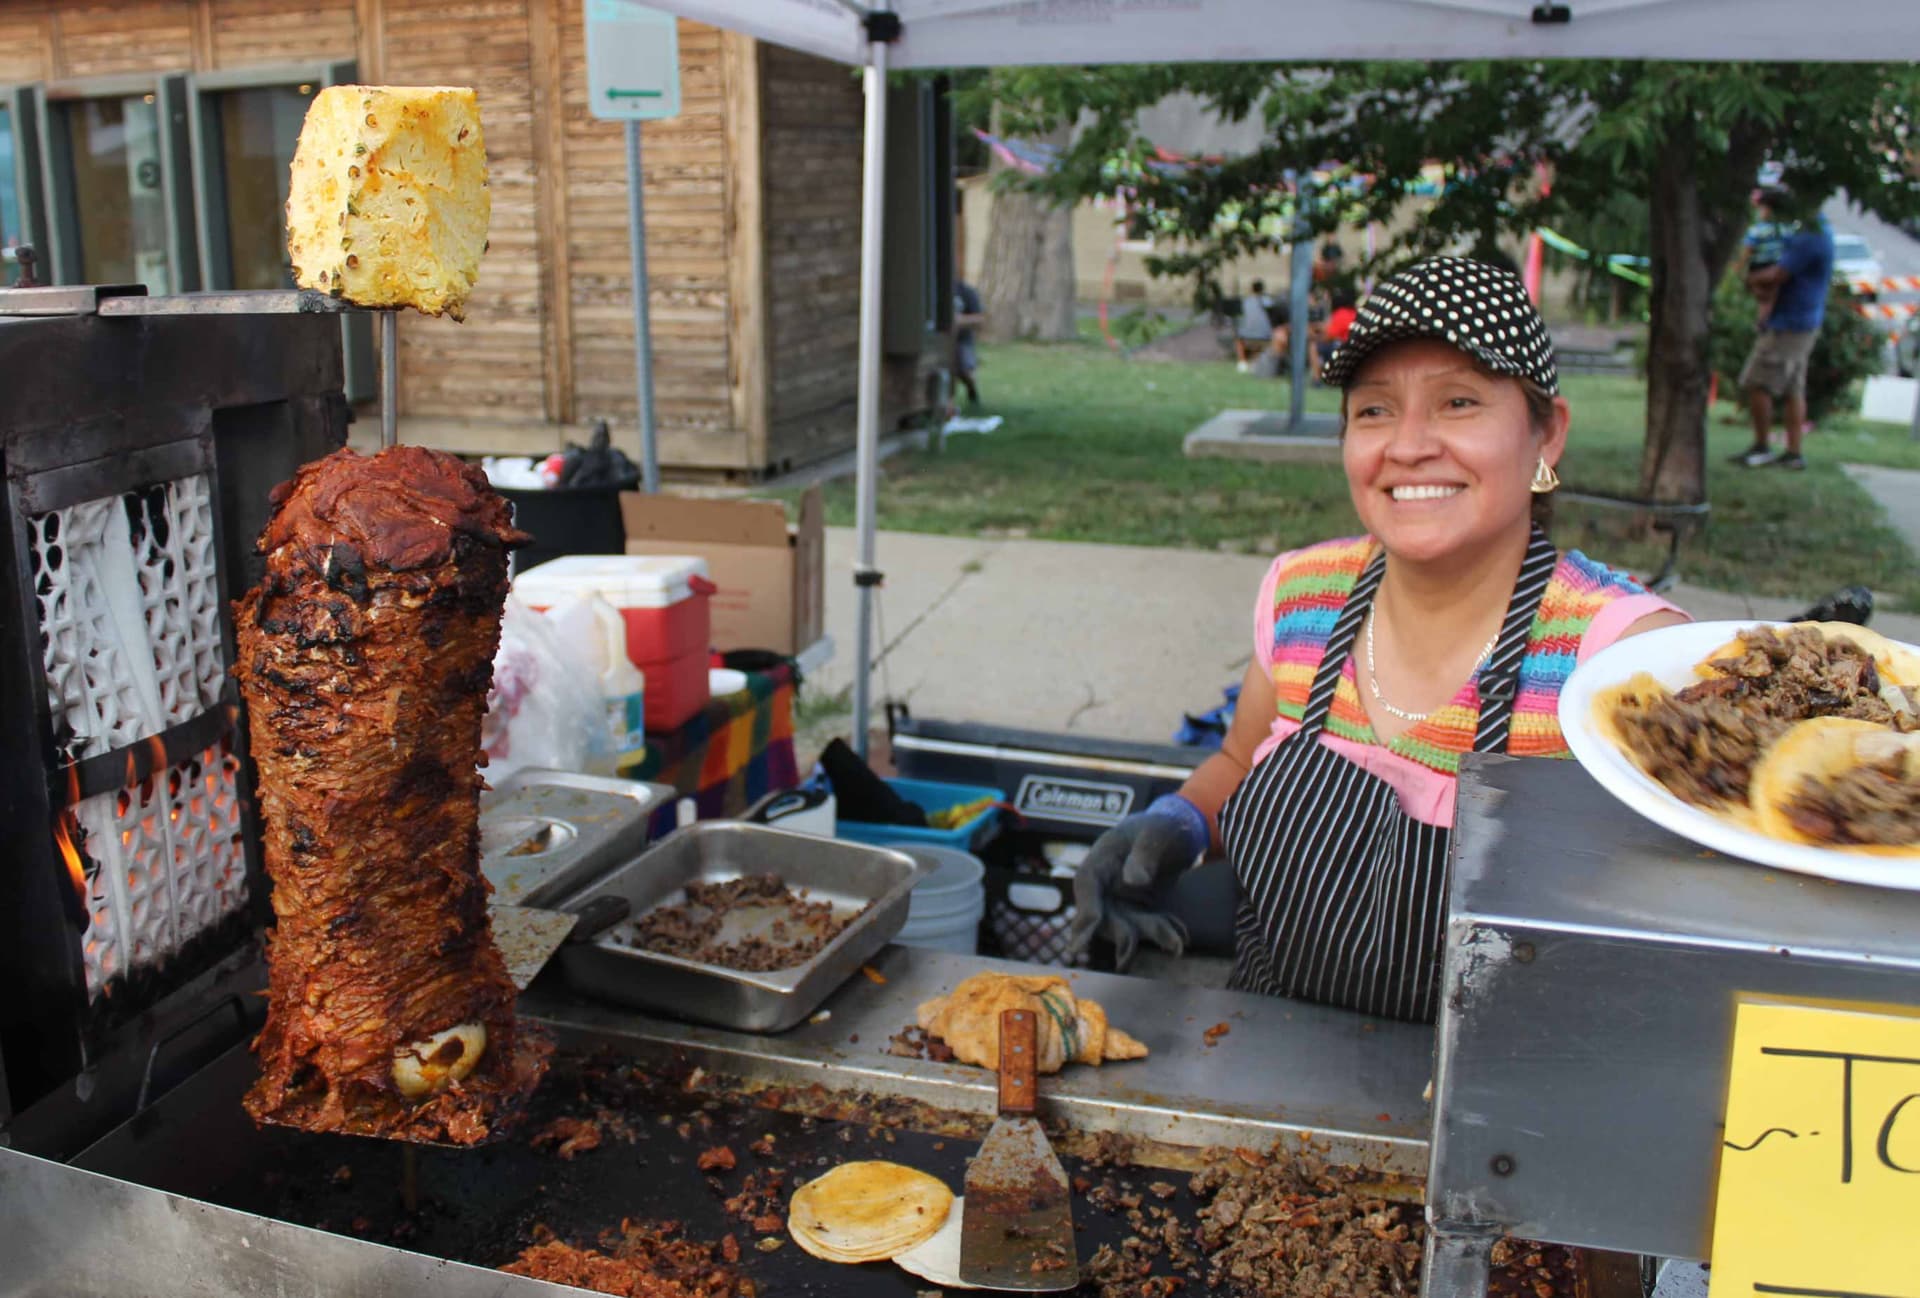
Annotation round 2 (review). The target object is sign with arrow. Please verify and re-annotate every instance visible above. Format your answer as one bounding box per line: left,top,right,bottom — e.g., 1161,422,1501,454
586,0,680,123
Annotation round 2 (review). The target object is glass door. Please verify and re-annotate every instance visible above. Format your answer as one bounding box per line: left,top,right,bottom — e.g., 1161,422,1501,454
212,81,312,289
0,102,18,281
64,92,173,292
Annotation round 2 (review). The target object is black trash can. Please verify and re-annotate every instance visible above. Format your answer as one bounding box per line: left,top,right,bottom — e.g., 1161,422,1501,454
498,485,627,574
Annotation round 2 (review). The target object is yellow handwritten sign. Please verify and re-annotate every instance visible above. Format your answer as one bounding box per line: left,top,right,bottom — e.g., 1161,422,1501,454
1711,999,1920,1298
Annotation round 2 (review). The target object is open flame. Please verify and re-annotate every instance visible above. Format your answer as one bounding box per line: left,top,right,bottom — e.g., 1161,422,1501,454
52,810,90,930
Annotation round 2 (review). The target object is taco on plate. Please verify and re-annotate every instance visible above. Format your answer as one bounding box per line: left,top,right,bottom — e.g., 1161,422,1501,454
1749,717,1920,855
1594,623,1919,813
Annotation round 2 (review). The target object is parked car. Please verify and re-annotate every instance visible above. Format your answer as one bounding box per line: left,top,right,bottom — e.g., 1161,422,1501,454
1832,233,1884,297
1897,312,1919,378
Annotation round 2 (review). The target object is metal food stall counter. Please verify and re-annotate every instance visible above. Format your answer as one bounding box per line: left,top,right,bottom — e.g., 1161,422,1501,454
2,945,1435,1297
1424,754,1920,1296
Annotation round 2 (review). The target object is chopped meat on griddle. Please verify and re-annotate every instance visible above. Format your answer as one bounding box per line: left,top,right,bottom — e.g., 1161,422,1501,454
531,1116,605,1160
1784,758,1920,846
1613,626,1915,809
235,446,547,1144
502,1220,746,1298
1189,1156,1422,1298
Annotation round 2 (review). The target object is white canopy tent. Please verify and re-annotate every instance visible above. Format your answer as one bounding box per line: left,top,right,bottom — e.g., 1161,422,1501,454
640,0,1920,754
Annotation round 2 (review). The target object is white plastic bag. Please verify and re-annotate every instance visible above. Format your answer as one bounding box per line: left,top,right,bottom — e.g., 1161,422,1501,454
482,595,606,784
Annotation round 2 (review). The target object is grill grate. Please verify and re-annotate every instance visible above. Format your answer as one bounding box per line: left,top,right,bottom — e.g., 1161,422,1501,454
33,477,225,761
31,475,244,1000
70,743,247,1000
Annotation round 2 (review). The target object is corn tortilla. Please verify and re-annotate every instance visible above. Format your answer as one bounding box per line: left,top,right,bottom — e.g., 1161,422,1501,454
787,1160,953,1264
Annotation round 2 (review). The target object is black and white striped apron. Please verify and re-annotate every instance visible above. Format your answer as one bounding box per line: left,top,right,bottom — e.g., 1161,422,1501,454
1217,528,1557,1023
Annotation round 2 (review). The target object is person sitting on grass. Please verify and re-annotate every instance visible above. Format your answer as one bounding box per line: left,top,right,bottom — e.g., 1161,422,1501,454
1318,289,1359,368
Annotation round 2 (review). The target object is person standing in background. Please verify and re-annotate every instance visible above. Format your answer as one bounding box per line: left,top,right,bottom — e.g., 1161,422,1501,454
1740,188,1800,327
953,278,985,409
1731,188,1834,472
1235,280,1273,372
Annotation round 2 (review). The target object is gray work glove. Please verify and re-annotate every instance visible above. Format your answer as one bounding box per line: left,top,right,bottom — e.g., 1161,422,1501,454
1067,795,1209,972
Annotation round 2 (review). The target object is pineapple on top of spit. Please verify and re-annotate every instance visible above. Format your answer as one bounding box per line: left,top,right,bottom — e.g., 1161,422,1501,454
286,85,489,320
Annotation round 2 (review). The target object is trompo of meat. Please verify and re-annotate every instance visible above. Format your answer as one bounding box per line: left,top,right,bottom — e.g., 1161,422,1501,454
915,972,1147,1073
234,445,547,1144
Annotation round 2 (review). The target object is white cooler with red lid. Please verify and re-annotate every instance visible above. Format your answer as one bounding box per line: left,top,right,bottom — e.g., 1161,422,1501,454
512,554,714,731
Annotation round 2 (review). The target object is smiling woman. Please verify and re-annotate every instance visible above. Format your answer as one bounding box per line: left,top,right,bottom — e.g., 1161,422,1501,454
1069,257,1688,1024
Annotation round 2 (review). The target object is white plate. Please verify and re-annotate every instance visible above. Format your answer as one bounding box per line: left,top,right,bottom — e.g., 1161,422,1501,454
1559,619,1920,892
709,667,749,697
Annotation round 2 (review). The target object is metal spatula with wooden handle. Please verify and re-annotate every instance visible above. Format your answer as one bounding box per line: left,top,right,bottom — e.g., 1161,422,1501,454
959,1008,1080,1291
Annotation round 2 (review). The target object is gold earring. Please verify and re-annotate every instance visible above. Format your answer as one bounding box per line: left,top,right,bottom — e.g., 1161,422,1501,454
1531,457,1560,494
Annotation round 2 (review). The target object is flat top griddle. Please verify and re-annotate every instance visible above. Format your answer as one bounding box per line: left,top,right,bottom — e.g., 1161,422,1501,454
76,1043,1221,1298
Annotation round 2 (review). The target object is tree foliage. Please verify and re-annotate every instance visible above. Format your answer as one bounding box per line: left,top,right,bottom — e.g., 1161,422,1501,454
962,62,1920,503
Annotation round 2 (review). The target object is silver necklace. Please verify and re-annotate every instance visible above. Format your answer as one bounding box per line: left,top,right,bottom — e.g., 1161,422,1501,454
1364,608,1500,724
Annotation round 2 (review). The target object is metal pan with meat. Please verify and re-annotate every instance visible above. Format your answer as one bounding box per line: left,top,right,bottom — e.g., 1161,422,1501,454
554,822,925,1031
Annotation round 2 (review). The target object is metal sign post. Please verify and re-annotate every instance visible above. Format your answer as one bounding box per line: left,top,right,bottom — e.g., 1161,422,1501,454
586,0,682,493
1287,172,1312,432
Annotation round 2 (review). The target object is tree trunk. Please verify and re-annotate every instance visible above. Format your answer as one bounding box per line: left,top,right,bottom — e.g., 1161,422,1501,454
1637,120,1768,504
978,118,1077,343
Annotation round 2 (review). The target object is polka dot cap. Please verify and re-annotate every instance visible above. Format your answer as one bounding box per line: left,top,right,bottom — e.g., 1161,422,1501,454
1320,256,1559,395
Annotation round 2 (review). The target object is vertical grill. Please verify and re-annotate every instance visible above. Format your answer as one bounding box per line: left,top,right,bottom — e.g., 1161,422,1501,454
0,287,348,1154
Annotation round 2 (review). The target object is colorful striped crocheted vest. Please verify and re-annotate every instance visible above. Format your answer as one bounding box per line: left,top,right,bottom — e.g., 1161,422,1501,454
1266,536,1653,774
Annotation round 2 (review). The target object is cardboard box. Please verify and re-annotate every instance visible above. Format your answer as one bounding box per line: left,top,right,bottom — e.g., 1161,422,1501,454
620,486,823,655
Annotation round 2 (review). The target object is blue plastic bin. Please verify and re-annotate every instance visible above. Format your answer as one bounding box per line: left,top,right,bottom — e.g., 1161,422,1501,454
835,777,1003,852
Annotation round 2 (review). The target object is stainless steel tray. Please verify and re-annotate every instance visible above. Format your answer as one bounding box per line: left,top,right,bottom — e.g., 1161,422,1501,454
555,822,924,1032
478,768,675,908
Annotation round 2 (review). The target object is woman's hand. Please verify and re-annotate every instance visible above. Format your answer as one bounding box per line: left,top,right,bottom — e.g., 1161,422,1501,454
1069,660,1274,971
1067,804,1206,971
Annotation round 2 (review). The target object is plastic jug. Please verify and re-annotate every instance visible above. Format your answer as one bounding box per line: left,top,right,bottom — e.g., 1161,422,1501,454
549,594,647,776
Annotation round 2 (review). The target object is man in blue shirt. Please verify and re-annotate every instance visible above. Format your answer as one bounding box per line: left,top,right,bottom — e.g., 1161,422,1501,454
1732,188,1835,471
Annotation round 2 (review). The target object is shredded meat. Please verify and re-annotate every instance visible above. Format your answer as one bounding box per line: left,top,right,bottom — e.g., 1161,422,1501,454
883,1024,955,1061
1614,626,1915,809
1486,1240,1585,1298
236,446,547,1144
615,874,867,972
502,1220,747,1298
531,1116,605,1160
1188,1157,1421,1297
1784,759,1920,846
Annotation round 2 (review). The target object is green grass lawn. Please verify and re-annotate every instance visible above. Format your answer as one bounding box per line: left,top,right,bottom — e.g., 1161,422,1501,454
797,332,1920,610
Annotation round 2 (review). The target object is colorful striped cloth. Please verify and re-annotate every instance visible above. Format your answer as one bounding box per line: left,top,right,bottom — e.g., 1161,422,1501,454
634,664,798,826
1264,536,1661,775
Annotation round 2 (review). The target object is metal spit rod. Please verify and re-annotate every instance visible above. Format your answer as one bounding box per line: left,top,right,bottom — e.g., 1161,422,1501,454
380,312,398,449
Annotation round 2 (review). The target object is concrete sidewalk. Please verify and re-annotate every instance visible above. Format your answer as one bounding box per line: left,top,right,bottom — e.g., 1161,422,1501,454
808,528,1920,747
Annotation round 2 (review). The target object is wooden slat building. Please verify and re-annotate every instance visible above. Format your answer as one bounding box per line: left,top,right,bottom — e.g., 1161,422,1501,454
0,1,949,477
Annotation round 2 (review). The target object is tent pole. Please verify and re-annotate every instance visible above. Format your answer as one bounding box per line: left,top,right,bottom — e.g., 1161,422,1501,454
1288,172,1312,431
627,119,660,494
851,27,890,760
